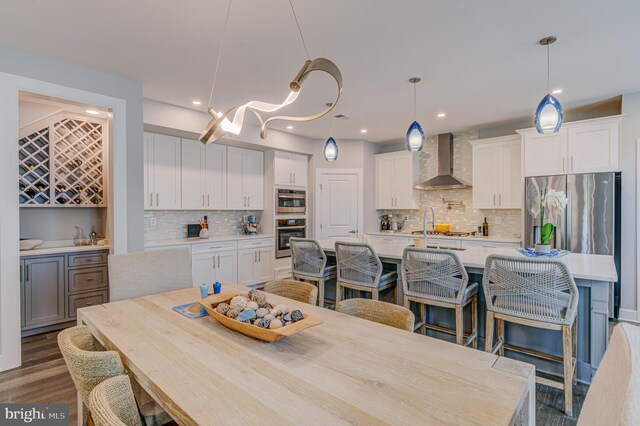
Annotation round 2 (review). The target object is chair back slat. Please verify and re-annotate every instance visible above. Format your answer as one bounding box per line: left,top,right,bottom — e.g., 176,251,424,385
335,242,382,288
483,255,578,325
290,238,327,278
401,247,469,304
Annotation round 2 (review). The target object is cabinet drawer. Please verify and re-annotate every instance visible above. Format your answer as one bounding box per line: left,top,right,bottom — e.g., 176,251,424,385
68,290,108,319
425,238,461,249
68,266,108,293
68,252,108,267
191,240,237,254
237,238,273,250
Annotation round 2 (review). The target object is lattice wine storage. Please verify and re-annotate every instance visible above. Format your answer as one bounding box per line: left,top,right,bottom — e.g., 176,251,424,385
18,113,107,207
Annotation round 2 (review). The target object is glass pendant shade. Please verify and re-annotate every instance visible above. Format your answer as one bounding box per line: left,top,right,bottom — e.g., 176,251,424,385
324,137,338,161
534,94,564,134
405,120,425,152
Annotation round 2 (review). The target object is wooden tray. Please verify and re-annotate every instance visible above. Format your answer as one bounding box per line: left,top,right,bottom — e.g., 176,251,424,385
199,291,323,342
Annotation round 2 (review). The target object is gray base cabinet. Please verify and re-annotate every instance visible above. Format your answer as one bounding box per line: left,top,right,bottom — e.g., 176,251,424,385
20,250,109,336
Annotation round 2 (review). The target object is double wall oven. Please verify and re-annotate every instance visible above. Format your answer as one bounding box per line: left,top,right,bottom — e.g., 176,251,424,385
276,218,306,258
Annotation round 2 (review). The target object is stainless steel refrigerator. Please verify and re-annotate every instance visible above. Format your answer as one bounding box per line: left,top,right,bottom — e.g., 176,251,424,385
524,172,621,316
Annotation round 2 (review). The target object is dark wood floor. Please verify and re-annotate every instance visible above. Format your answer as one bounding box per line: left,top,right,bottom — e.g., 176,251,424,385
0,329,589,425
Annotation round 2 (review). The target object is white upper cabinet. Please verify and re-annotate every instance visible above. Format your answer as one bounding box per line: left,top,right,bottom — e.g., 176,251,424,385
375,151,420,209
227,146,264,210
181,140,227,210
144,132,181,210
273,151,307,187
519,116,621,177
470,136,521,209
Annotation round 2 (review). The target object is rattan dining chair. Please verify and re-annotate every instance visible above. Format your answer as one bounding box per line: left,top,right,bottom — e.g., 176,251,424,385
401,247,478,347
290,237,337,307
263,279,318,305
58,326,171,426
483,255,579,416
578,323,640,425
335,241,397,305
108,247,192,301
336,298,415,331
89,375,144,426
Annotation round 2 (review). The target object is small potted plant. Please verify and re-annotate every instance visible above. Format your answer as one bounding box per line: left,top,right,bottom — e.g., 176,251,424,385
536,189,567,253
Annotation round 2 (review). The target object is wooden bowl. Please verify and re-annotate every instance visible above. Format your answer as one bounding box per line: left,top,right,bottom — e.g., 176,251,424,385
199,291,323,342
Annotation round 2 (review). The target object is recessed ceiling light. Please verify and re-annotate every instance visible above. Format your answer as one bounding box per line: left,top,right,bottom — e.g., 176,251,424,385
551,88,563,94
286,125,294,130
85,109,100,115
192,100,202,105
437,113,446,118
360,129,368,134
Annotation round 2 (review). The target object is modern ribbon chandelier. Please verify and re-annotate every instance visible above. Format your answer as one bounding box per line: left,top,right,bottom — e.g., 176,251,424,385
200,0,343,145
534,36,563,134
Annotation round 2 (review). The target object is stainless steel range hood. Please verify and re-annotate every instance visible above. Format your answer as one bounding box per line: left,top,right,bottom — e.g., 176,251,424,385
414,133,471,191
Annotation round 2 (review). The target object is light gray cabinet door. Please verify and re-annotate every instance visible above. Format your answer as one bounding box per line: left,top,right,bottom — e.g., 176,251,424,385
23,255,65,328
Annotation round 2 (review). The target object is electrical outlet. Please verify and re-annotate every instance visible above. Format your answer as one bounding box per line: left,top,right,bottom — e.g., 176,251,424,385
494,216,502,225
150,217,157,226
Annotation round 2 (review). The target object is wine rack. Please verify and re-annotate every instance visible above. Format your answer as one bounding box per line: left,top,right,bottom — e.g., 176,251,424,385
18,113,106,207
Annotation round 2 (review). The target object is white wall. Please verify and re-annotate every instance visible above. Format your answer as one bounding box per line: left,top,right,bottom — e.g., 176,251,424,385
620,92,640,322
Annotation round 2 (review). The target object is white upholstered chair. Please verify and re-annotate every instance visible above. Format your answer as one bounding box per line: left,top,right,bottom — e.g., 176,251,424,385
108,248,192,301
578,323,640,425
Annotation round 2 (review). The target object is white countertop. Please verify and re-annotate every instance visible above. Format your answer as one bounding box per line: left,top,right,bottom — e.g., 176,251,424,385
20,244,109,257
145,234,274,248
367,231,521,244
319,238,617,282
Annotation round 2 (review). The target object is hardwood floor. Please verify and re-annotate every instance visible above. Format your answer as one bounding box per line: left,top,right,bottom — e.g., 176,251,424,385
0,327,595,425
0,331,78,425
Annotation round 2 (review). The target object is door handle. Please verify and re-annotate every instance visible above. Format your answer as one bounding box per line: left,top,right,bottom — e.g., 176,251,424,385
243,196,246,207
258,251,261,262
290,173,293,184
202,195,205,206
149,192,153,206
25,265,29,282
86,278,94,282
248,196,250,207
571,156,574,172
254,251,257,262
293,173,296,184
156,193,159,206
493,194,496,206
86,301,94,306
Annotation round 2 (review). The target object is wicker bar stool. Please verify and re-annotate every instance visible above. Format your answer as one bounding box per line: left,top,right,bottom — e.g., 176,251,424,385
290,237,337,307
89,375,143,426
337,298,415,331
335,241,397,304
263,279,318,305
483,255,579,416
401,247,478,347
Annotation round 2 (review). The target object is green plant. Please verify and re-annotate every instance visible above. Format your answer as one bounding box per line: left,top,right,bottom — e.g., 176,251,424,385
540,223,554,245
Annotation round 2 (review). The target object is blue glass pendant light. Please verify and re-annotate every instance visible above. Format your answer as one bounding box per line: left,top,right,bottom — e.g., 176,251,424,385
405,77,425,152
534,36,563,134
324,103,338,161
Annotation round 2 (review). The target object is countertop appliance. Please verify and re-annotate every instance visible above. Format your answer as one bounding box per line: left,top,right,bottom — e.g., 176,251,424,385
276,218,306,258
381,215,390,231
525,172,621,316
243,215,261,235
276,189,306,214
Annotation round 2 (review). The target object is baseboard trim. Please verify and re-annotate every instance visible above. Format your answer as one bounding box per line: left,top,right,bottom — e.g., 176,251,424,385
618,308,639,323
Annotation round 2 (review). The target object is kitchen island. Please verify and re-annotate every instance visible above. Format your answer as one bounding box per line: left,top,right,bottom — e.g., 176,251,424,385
318,238,617,383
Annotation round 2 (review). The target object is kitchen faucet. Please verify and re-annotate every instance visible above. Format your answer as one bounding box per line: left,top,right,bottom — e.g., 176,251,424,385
423,206,436,241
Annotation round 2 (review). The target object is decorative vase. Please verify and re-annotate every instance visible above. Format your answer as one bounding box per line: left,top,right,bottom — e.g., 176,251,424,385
535,244,551,254
199,228,210,239
73,226,87,246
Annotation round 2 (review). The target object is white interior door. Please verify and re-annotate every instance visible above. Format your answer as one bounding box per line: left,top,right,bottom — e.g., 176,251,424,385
318,172,360,239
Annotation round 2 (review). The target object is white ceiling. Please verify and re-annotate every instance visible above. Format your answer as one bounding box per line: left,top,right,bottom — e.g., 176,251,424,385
2,0,639,142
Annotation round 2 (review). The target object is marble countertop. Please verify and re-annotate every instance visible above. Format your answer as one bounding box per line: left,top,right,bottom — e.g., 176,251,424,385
319,238,617,282
20,244,109,257
366,231,521,244
145,234,274,248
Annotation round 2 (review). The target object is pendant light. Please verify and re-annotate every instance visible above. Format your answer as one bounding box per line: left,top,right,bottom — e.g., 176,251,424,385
323,103,338,161
534,36,564,134
405,77,425,152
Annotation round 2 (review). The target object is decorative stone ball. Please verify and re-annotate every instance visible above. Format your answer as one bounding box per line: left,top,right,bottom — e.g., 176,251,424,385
269,309,280,317
262,303,273,310
257,318,271,328
215,303,230,315
245,301,259,311
236,310,256,323
282,312,292,322
264,314,276,321
284,321,291,326
251,291,268,307
226,306,242,319
269,319,283,329
275,304,287,314
290,309,304,322
253,318,261,325
238,291,250,299
256,308,269,318
230,296,247,310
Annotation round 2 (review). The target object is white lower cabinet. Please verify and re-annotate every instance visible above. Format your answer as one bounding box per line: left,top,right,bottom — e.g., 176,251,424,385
236,239,274,286
191,241,238,286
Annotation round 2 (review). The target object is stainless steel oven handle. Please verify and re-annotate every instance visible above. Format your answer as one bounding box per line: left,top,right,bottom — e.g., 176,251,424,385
277,194,306,199
276,226,307,230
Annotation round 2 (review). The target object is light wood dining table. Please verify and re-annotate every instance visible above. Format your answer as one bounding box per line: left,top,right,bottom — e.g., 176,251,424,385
77,283,535,425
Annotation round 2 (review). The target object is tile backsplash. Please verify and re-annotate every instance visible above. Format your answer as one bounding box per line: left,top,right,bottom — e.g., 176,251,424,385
379,130,522,239
144,210,261,241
